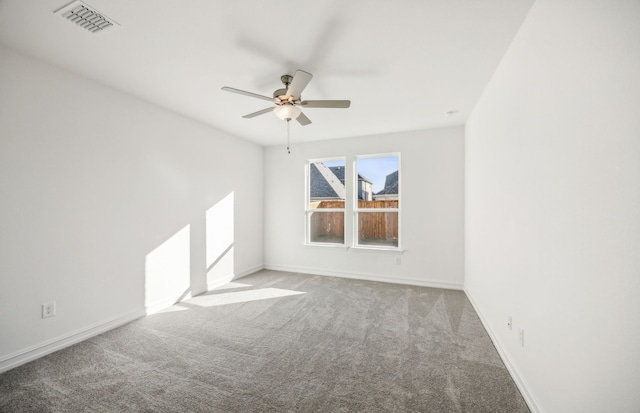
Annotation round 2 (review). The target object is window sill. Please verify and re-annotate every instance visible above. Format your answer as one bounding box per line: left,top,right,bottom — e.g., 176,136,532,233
304,242,349,249
304,243,405,254
348,246,405,254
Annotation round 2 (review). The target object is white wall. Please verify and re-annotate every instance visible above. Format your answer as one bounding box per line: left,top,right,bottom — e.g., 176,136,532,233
264,127,464,289
0,46,263,371
465,1,640,412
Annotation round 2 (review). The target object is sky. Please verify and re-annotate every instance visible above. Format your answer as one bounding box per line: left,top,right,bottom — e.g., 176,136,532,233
323,156,399,193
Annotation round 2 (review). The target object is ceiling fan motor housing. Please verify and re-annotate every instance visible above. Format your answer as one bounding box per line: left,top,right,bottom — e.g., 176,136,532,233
273,88,289,101
275,74,296,102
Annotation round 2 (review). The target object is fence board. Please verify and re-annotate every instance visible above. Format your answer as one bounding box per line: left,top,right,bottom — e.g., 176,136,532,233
309,201,398,243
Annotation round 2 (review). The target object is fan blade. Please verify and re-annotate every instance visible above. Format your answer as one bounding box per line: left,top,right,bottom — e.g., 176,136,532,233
222,87,276,102
242,107,274,118
300,100,351,108
296,111,312,126
286,70,313,99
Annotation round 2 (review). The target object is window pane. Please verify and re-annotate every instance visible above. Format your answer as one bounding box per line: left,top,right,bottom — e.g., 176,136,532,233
357,212,398,247
356,156,399,207
309,160,346,208
309,211,344,244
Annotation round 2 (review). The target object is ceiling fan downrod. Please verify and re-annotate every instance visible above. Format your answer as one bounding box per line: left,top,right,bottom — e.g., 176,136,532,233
280,74,293,87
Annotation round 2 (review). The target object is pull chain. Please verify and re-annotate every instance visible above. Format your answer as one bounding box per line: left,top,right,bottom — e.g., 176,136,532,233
286,119,291,154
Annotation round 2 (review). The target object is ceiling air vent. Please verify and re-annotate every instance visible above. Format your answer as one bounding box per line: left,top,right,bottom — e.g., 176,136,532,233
54,1,120,34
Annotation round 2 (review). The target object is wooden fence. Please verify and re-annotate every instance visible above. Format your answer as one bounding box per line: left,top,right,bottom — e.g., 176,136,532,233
309,200,398,243
312,200,399,209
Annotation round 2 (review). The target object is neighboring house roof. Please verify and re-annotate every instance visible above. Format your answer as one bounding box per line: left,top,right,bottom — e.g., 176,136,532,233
310,163,346,199
310,162,382,199
327,166,371,183
310,163,376,199
328,166,372,186
376,170,399,195
358,174,372,184
328,166,346,186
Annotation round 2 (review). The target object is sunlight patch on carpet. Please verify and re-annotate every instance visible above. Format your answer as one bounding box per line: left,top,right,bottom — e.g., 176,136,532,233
189,288,305,307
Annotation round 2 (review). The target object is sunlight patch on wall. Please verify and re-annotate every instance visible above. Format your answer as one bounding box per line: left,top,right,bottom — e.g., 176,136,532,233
206,192,235,289
145,225,191,313
188,288,305,308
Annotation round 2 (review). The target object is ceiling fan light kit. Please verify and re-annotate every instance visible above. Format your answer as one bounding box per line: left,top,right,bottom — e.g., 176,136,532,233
274,103,301,121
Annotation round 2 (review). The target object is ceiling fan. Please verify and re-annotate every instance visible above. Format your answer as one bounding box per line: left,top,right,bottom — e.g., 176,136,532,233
221,69,350,126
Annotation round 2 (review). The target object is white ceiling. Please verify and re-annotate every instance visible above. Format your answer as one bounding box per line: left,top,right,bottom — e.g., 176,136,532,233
0,0,534,146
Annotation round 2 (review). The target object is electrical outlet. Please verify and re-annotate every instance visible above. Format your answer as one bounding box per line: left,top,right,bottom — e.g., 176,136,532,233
42,302,56,318
507,315,512,331
519,328,525,347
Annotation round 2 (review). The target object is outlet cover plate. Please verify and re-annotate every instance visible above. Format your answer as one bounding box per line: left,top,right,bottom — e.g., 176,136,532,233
42,302,56,318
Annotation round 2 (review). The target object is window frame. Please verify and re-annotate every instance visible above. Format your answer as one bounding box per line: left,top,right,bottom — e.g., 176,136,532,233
305,157,347,247
353,153,401,251
304,153,401,251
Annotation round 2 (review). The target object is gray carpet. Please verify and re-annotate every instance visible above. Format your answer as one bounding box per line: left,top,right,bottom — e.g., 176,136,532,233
0,270,529,412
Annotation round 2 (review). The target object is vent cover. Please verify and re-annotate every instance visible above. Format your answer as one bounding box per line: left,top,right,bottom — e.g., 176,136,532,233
54,1,120,33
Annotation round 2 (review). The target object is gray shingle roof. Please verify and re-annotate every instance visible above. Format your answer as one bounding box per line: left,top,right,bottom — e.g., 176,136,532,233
310,163,345,199
310,163,379,199
375,170,399,195
328,166,371,185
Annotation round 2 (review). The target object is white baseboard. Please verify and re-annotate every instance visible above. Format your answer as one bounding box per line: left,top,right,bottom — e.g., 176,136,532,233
146,266,265,313
0,310,145,374
207,274,236,291
464,289,542,413
235,264,265,279
264,264,463,290
207,265,264,291
145,293,195,315
0,266,267,374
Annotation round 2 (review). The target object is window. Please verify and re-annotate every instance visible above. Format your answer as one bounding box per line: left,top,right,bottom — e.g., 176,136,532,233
306,158,346,245
355,155,400,248
306,154,400,250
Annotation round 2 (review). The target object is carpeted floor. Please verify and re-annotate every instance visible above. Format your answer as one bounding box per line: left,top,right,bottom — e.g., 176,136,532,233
0,270,529,412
